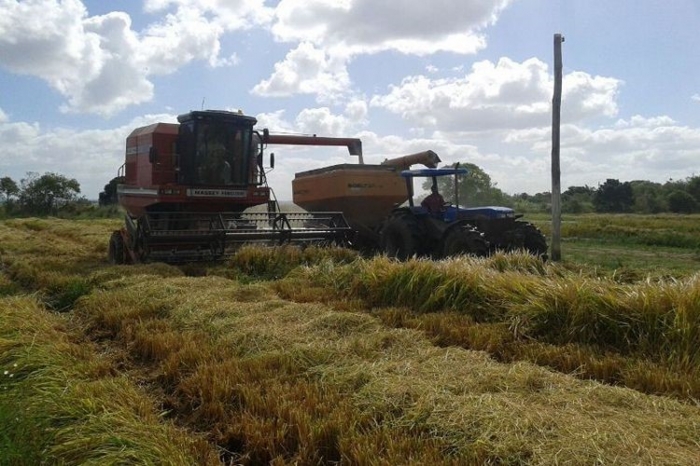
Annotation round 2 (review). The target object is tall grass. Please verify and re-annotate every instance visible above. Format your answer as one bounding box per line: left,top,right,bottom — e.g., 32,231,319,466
70,274,700,464
226,244,358,280
3,216,700,463
0,296,217,465
275,253,700,398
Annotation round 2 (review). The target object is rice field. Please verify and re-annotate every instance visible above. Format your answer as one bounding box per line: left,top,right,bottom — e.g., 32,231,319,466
1,216,700,464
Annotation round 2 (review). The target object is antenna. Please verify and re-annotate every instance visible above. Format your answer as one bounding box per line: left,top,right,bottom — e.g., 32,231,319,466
201,98,205,110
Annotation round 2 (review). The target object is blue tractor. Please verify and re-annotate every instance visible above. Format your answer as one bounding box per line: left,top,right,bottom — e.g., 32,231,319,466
379,167,547,260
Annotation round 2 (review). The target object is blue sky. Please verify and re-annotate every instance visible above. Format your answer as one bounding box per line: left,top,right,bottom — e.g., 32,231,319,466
1,0,699,200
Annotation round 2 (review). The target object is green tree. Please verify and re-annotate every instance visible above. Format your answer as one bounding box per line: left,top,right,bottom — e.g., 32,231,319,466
19,172,81,215
686,176,700,203
630,180,666,213
98,176,124,206
593,179,634,213
562,185,595,213
667,190,697,213
0,176,19,202
422,162,510,207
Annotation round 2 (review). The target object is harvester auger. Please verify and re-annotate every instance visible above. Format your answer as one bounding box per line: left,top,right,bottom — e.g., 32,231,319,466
109,110,355,264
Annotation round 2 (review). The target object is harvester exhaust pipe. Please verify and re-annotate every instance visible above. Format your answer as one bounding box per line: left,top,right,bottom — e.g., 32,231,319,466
380,150,442,170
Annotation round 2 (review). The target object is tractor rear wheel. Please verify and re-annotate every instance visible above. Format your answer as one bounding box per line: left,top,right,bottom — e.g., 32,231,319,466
108,231,125,264
380,214,422,260
443,226,488,258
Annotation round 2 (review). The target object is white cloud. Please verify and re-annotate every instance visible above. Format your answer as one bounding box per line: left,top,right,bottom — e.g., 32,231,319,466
272,0,511,55
344,99,368,124
692,94,700,102
256,102,368,136
254,110,294,133
144,0,274,29
370,57,622,132
501,116,700,193
0,0,270,116
253,0,514,100
0,107,7,124
251,42,351,100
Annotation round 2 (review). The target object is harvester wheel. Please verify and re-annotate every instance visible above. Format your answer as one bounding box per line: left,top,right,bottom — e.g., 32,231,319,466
108,231,125,264
443,226,488,258
380,214,422,260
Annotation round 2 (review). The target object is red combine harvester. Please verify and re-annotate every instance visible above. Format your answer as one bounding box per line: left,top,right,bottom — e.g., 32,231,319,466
109,110,359,263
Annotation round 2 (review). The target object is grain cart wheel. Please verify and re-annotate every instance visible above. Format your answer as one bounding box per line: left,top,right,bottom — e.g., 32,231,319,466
513,222,548,257
108,231,125,264
443,226,488,258
380,214,422,260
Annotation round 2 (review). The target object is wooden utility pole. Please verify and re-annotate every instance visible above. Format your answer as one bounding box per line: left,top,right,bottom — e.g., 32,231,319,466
551,33,564,261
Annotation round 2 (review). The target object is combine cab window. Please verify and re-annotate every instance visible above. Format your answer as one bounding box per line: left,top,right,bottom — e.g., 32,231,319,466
192,121,251,186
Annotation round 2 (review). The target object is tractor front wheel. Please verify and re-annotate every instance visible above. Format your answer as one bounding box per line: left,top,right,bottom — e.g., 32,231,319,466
442,226,488,258
513,222,548,257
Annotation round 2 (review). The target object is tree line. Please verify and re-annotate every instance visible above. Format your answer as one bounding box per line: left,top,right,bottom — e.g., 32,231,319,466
3,167,700,218
517,177,700,214
0,172,86,217
429,163,700,214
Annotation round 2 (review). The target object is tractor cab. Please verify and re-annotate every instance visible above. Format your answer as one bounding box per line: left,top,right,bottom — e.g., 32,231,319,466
176,110,266,187
400,167,517,222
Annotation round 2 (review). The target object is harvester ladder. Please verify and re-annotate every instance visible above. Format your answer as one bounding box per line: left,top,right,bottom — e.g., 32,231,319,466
260,169,281,214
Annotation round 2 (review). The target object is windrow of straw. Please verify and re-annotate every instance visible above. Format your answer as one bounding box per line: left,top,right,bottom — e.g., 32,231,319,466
0,218,117,309
0,295,218,465
274,253,700,398
2,217,700,464
70,273,700,464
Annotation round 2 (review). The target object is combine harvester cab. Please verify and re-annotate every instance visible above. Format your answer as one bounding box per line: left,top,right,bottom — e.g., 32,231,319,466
109,110,352,264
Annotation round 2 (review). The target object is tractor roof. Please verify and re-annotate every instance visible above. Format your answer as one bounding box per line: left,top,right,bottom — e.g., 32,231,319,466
400,167,468,178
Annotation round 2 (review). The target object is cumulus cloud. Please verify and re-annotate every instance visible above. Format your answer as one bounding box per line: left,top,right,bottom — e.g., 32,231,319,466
144,0,274,29
251,42,351,100
0,0,269,116
272,0,510,55
253,0,514,100
501,116,700,193
255,101,369,136
370,57,622,132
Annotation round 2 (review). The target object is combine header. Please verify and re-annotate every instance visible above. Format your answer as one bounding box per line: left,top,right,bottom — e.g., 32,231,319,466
109,110,353,263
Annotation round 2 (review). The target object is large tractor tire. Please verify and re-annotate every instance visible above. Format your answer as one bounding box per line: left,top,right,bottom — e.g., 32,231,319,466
511,222,548,257
442,225,488,258
380,214,423,260
108,231,125,264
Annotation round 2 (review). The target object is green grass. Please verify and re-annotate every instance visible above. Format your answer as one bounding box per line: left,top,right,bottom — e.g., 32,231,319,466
525,213,700,277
